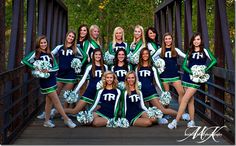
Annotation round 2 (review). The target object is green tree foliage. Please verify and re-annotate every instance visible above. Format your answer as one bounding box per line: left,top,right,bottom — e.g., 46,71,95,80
63,0,160,50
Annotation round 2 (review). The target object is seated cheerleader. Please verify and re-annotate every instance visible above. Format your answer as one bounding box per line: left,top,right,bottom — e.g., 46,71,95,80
121,71,156,127
64,49,108,114
89,71,121,127
168,32,217,129
21,35,76,128
136,48,178,124
111,48,132,90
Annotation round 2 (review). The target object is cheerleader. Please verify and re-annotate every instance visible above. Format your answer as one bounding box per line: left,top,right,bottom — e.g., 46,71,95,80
145,27,160,57
121,71,156,127
128,25,146,68
21,35,76,128
64,49,108,114
52,30,87,108
89,71,121,127
108,27,129,56
136,48,178,122
168,32,217,129
86,25,101,63
152,33,187,115
111,48,132,83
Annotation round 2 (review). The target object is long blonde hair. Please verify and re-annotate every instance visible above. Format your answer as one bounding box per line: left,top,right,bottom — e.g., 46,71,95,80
89,24,101,46
125,71,140,96
133,25,146,45
102,71,118,89
112,27,125,48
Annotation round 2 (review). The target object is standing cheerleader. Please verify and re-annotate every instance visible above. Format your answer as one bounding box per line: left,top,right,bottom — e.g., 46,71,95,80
128,25,146,67
168,32,217,129
64,49,108,114
152,33,186,110
89,71,121,127
86,25,101,63
145,27,160,57
52,30,87,108
136,48,178,123
108,27,129,56
21,35,76,128
111,48,132,84
121,71,156,127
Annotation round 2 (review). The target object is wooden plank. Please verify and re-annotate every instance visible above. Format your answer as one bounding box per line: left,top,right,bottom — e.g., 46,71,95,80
0,0,6,73
174,0,182,50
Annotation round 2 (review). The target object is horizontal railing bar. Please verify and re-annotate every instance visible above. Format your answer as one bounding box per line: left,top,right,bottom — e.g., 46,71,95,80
207,81,235,95
155,0,175,13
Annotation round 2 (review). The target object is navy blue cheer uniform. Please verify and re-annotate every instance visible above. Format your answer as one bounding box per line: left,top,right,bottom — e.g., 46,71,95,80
52,45,87,83
108,42,130,56
147,41,160,57
89,88,121,119
152,48,186,83
21,51,59,94
111,64,132,82
182,48,217,89
122,90,148,125
73,64,108,104
136,66,164,102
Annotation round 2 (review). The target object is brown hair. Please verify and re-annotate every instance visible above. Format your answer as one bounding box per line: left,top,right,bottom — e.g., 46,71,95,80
92,49,105,77
161,32,177,58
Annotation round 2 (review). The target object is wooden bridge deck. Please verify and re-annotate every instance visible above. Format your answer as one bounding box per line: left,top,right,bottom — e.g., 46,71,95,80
13,99,231,145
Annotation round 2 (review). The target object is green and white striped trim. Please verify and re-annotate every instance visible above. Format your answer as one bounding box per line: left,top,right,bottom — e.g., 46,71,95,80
182,81,200,89
161,77,180,83
40,85,57,94
144,94,158,102
81,96,94,104
95,111,109,120
56,77,77,83
131,111,145,125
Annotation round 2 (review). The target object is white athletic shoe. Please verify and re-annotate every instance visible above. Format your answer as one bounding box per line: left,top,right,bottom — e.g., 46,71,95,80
64,119,76,128
187,120,195,127
168,119,177,129
37,112,45,119
157,118,168,124
43,120,55,128
182,113,190,121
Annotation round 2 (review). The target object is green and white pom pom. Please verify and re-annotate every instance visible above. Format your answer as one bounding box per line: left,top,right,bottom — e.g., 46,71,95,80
159,91,172,105
190,65,210,83
104,51,115,65
117,118,130,128
77,111,94,125
96,80,103,90
153,58,165,74
118,82,125,90
71,58,82,73
32,60,52,78
147,107,163,119
106,118,118,128
127,52,140,65
138,81,142,90
63,90,79,104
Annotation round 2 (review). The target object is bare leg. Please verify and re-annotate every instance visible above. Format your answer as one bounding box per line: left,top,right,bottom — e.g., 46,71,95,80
64,100,88,114
92,113,108,127
172,80,185,104
175,88,197,122
45,95,53,121
188,95,195,121
133,112,153,127
62,83,75,108
47,91,70,121
56,82,64,95
150,98,177,116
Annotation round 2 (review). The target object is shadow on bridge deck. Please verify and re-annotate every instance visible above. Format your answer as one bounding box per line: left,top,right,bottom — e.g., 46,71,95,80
13,99,231,145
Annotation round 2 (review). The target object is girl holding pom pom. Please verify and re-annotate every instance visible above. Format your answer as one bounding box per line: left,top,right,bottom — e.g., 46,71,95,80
136,48,178,124
64,49,108,114
89,71,121,127
145,27,160,58
21,35,76,128
168,32,217,129
52,30,87,108
121,71,156,127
